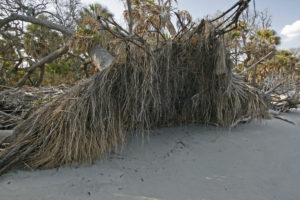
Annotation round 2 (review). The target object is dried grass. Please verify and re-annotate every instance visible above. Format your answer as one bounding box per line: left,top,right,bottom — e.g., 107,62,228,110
0,21,267,175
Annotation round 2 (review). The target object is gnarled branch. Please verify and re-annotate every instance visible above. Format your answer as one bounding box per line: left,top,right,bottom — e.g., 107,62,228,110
0,13,74,36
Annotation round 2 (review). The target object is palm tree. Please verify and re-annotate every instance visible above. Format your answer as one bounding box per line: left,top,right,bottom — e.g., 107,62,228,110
123,0,179,42
80,3,113,20
249,29,280,85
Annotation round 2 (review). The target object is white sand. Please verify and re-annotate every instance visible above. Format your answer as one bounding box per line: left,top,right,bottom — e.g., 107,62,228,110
0,111,300,200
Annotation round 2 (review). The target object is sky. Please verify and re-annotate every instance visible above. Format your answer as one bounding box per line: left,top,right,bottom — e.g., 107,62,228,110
81,0,300,50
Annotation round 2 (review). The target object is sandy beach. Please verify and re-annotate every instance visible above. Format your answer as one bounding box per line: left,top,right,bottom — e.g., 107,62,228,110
0,111,299,200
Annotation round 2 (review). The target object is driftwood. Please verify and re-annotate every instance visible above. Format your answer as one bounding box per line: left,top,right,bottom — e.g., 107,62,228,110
88,45,115,71
271,96,300,112
264,79,299,112
273,115,296,125
0,86,66,131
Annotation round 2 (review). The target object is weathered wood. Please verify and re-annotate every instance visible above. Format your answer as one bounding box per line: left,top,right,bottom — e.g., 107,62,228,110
0,130,13,144
215,40,228,75
0,111,15,119
89,45,114,71
0,14,74,36
273,116,296,125
0,130,13,137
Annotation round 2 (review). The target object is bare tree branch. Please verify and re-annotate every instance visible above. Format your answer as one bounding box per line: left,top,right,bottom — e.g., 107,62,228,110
126,0,134,35
238,51,274,75
17,45,69,87
0,13,74,36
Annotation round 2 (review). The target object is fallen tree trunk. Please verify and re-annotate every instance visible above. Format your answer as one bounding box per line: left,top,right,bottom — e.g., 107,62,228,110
0,20,267,175
0,0,258,176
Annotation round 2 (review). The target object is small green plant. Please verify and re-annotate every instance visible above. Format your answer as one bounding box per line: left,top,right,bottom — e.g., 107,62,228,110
33,96,52,105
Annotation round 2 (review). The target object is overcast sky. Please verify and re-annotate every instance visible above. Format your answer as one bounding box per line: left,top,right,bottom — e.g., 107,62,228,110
81,0,300,50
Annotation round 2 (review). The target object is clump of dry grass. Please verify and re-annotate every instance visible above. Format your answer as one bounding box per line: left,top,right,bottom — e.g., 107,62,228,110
0,20,267,175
